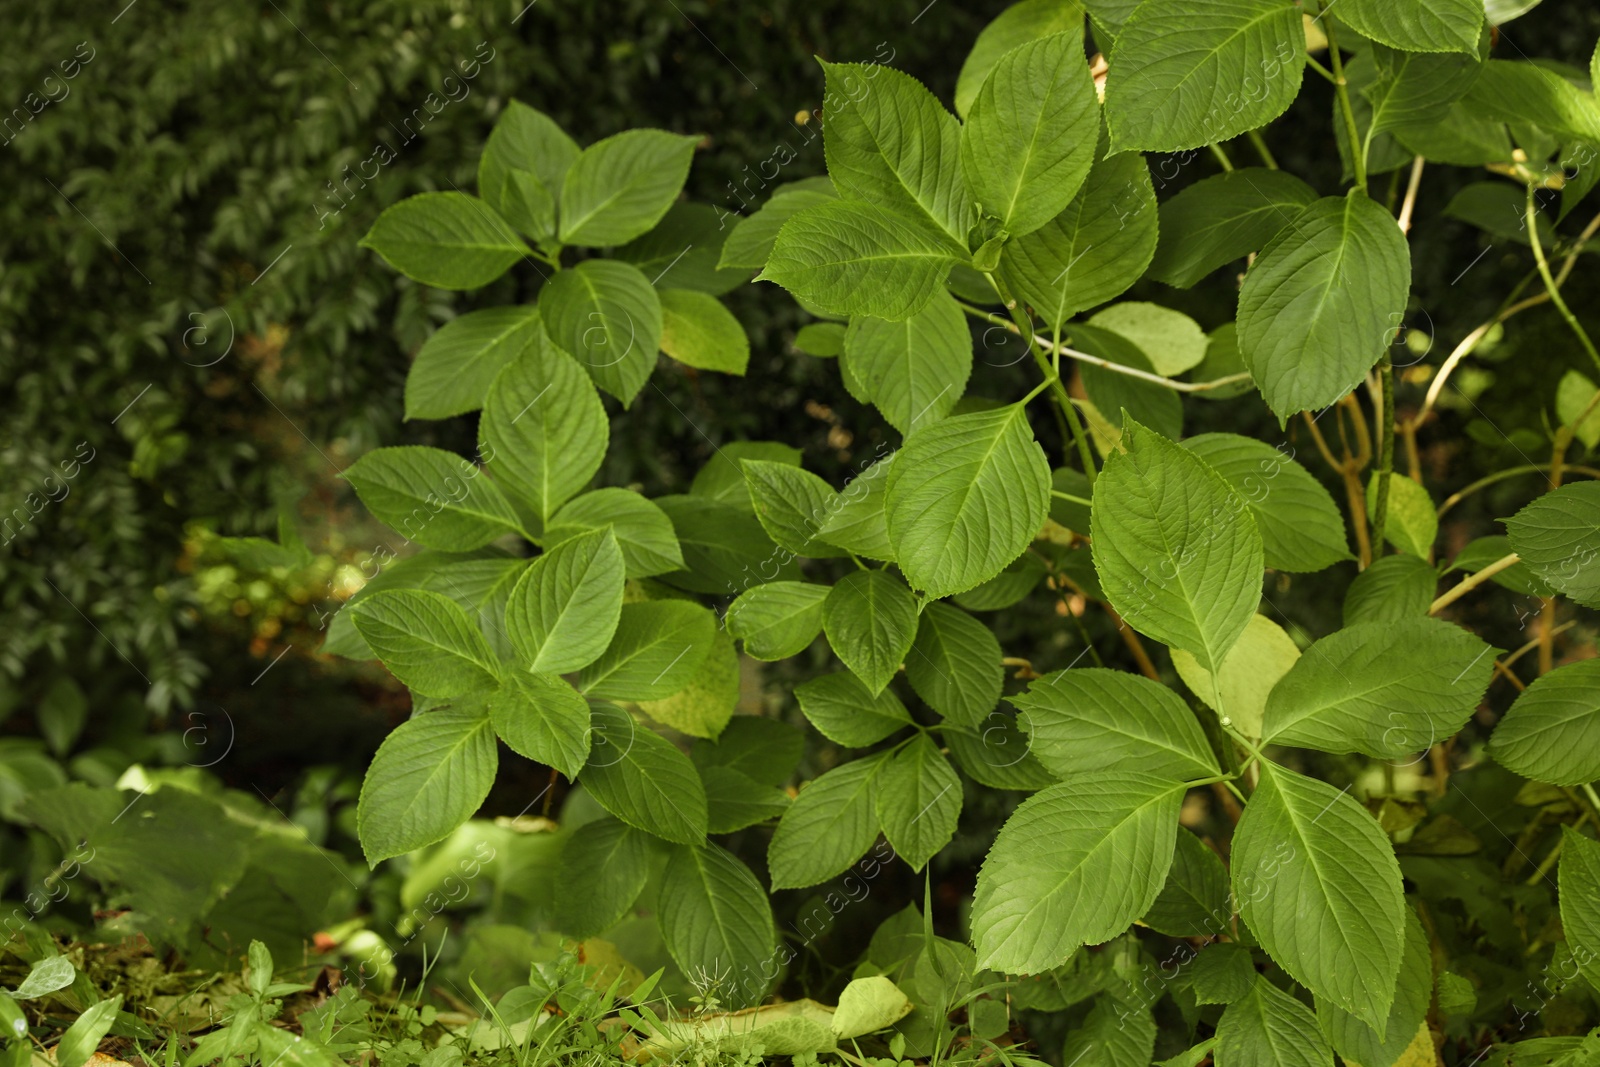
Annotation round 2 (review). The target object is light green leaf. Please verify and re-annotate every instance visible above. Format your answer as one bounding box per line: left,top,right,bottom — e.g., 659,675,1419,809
1335,0,1483,55
690,441,802,510
558,129,699,247
581,703,708,844
659,843,778,1009
904,602,1003,728
1087,302,1209,377
1091,418,1263,671
742,459,849,558
817,455,897,560
360,192,526,290
794,321,846,357
405,306,544,420
1320,910,1431,1067
350,590,499,698
1104,0,1306,154
999,142,1157,329
1343,554,1437,626
324,549,519,661
954,552,1048,611
477,101,578,243
961,33,1100,238
768,754,888,890
1488,658,1600,786
617,202,750,295
1146,169,1318,289
945,713,1059,792
552,817,654,939
1216,978,1333,1067
1462,60,1600,150
1172,614,1300,740
637,626,739,739
955,0,1086,119
56,996,125,1067
1366,473,1437,557
546,488,684,578
1232,762,1405,1034
506,528,625,673
876,735,962,872
1073,322,1182,439
758,199,962,321
1559,827,1600,993
843,292,972,435
540,258,662,406
1365,45,1484,137
726,581,829,661
1190,943,1257,1006
1505,482,1600,608
819,61,972,246
701,764,790,832
1184,433,1352,572
972,771,1183,973
1144,829,1232,939
357,706,498,864
12,955,74,999
578,600,717,701
886,404,1051,599
794,671,914,748
1557,370,1600,450
343,446,523,550
488,670,590,779
1238,192,1412,419
1013,667,1218,780
719,181,837,270
1261,617,1494,758
832,976,915,1039
659,289,749,375
822,570,918,695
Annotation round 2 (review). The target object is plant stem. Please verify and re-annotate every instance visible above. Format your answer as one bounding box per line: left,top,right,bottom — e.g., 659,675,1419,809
1429,552,1521,615
1208,143,1235,172
1527,183,1600,375
1397,157,1425,233
1437,462,1600,517
1370,356,1396,563
1051,489,1093,506
1321,8,1367,190
1247,129,1278,169
1305,55,1336,83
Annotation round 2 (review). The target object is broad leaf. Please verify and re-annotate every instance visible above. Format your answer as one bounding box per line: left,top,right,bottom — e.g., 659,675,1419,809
816,454,897,561
477,101,578,243
658,843,778,1010
905,602,1003,728
726,581,829,661
360,192,526,289
1320,910,1431,1067
1342,554,1437,626
945,713,1060,792
539,258,663,406
876,735,962,871
1366,473,1437,557
1365,45,1484,137
1144,829,1231,938
505,529,625,673
690,440,802,510
357,706,497,864
822,570,918,695
1172,614,1300,740
659,289,749,375
1335,0,1483,55
552,817,655,939
578,600,717,701
1070,322,1183,440
1488,658,1600,786
1560,827,1600,993
581,703,708,844
955,0,1086,118
972,772,1183,973
701,764,790,832
794,671,913,748
405,306,544,420
1504,482,1600,608
1062,996,1157,1067
488,670,590,778
1216,978,1333,1067
656,494,799,595
1237,192,1412,419
1233,762,1405,1033
843,292,972,434
637,626,740,740
1087,301,1210,377
1147,169,1318,289
350,590,499,698
617,202,749,295
558,129,699,247
1190,944,1258,1006
1013,667,1218,780
546,488,684,578
1184,434,1352,572
692,716,805,787
768,754,888,889
56,997,125,1067
343,446,523,550
742,459,848,558
719,180,837,270
1091,418,1264,671
885,404,1051,599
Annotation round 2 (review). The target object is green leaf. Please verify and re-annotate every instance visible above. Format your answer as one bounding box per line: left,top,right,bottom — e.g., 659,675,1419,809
822,570,918,696
478,345,608,526
794,671,913,747
955,0,1086,118
794,321,847,357
617,203,750,295
343,446,523,550
999,141,1158,329
578,600,716,701
701,764,791,832
692,716,805,787
1320,910,1431,1067
1504,482,1600,608
832,977,916,1039
350,590,499,698
954,552,1048,611
768,754,888,890
819,61,972,246
1146,169,1318,289
558,129,699,247
405,306,544,420
690,441,803,510
547,488,684,578
1233,762,1405,1033
961,33,1099,238
1183,434,1352,572
973,772,1183,973
1103,0,1306,154
742,460,849,558
1557,370,1600,450
1238,192,1412,419
1559,827,1600,993
1072,322,1182,439
1488,658,1600,786
357,706,498,864
1087,302,1210,377
1144,829,1232,939
945,713,1060,792
1091,418,1264,671
1336,0,1483,55
251,1026,344,1067
726,581,829,661
886,404,1051,599
637,626,739,739
477,101,578,243
12,955,75,999
1365,472,1437,558
655,495,799,595
1260,617,1494,758
876,735,961,872
488,670,590,779
1190,943,1257,1006
1062,996,1157,1067
360,192,526,290
658,843,778,1009
505,529,624,674
817,455,897,560
582,703,708,844
1462,60,1600,155
719,181,837,270
1172,614,1300,740
539,258,662,406
1365,45,1484,137
1343,554,1437,626
658,289,749,375
1013,667,1218,780
1391,102,1512,166
1216,978,1333,1067
552,816,655,939
904,602,1003,728
758,199,962,321
843,292,972,435
56,996,124,1067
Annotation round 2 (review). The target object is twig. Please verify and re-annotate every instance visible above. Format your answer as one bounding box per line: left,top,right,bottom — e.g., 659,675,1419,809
1397,157,1425,233
1429,552,1520,615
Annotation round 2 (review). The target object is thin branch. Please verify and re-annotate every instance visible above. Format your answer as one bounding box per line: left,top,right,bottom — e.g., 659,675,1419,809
1430,552,1521,615
1438,463,1600,517
1397,157,1425,234
1528,184,1600,375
